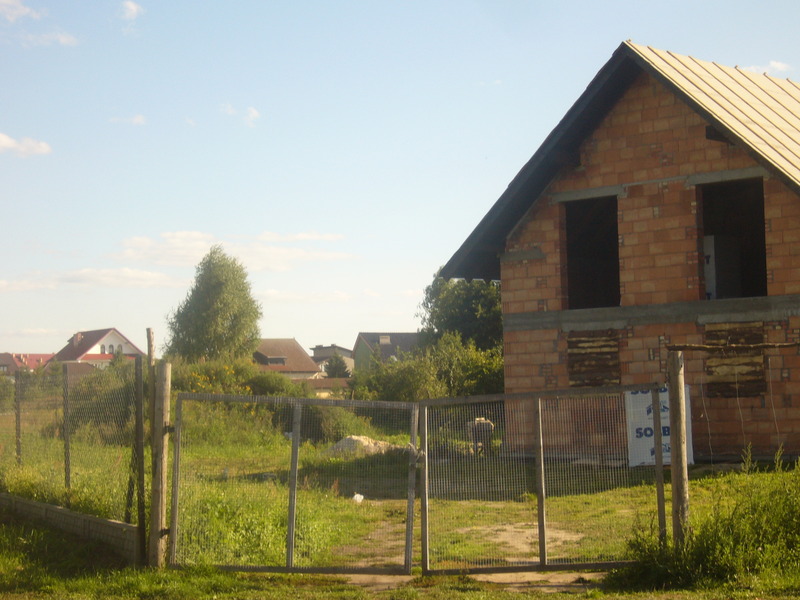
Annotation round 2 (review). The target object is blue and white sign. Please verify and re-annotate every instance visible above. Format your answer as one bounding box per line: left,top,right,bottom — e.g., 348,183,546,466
624,386,693,467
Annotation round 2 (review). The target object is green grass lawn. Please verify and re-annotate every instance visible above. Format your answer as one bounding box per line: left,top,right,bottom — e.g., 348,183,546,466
3,505,800,600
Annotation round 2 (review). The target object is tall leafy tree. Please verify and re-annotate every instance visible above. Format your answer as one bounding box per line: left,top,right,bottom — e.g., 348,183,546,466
165,245,262,361
418,271,502,350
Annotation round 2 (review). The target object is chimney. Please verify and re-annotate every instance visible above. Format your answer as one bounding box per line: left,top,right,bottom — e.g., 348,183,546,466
72,333,83,347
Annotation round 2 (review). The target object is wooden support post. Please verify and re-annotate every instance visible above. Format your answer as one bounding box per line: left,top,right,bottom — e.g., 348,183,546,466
667,351,689,548
149,361,171,568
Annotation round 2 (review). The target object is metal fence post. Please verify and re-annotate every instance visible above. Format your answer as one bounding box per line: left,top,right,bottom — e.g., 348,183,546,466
668,351,689,548
135,356,147,565
62,364,71,499
420,404,430,574
149,361,171,568
650,385,667,545
14,372,22,466
534,397,547,566
404,405,419,574
286,402,302,568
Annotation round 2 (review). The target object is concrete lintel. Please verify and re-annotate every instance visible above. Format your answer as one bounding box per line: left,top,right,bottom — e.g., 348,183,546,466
504,295,800,333
501,248,545,262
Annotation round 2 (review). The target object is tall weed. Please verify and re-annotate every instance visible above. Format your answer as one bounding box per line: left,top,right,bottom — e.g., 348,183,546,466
609,448,800,589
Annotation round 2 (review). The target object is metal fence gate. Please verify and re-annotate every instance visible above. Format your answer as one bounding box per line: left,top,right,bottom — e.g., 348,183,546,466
420,385,667,574
169,385,666,575
169,393,418,574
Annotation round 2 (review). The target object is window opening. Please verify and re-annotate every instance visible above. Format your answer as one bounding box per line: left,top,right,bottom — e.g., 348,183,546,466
565,195,620,309
700,178,766,299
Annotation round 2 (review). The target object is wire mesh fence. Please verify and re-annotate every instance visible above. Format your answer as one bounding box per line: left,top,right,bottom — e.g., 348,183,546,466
421,387,665,573
0,362,145,525
169,393,418,573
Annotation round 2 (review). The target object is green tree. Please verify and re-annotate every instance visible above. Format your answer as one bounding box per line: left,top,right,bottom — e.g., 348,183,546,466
165,245,262,362
349,333,503,401
324,353,350,378
418,271,502,351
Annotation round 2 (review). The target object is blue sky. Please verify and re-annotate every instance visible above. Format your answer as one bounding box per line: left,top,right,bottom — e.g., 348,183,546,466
3,0,800,356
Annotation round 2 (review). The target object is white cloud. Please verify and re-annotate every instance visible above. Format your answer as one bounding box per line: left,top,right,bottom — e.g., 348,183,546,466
109,114,146,125
119,231,217,266
21,30,77,46
362,289,381,298
0,267,181,291
741,60,792,76
0,276,54,292
221,103,262,127
0,132,52,157
260,289,352,303
121,1,144,21
258,231,344,242
244,106,260,127
0,0,43,22
119,231,353,272
59,267,180,288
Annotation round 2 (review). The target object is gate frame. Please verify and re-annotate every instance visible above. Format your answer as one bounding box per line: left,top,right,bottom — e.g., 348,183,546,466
168,393,419,575
419,383,667,575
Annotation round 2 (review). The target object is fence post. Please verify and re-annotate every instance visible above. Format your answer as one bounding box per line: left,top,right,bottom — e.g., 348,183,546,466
285,402,302,568
134,356,147,565
667,350,689,548
650,385,667,545
149,361,171,568
404,405,419,574
534,397,547,566
419,405,430,574
14,372,21,465
62,364,71,500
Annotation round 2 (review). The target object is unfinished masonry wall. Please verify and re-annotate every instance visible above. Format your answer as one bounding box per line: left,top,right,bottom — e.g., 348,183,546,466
501,71,800,459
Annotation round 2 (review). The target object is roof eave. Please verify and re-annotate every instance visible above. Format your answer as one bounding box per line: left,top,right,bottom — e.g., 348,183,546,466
440,42,643,281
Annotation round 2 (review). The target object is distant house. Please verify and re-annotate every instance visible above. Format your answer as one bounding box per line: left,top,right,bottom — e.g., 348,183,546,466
53,328,145,369
310,344,354,377
0,352,54,375
441,40,800,458
253,339,322,379
352,332,420,372
305,377,351,399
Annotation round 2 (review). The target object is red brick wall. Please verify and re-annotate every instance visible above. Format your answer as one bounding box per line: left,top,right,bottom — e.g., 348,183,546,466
501,71,800,459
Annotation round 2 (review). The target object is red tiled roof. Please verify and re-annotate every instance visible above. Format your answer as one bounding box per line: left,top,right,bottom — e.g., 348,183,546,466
53,328,144,362
253,339,321,374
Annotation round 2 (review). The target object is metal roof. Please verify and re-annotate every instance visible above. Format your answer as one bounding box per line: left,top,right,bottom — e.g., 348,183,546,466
441,41,800,281
626,42,800,190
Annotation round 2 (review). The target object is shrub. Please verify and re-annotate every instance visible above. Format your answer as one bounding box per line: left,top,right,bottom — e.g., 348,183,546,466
609,448,800,590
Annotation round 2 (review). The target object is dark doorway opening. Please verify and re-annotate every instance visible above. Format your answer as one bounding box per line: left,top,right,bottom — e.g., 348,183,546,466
700,178,767,299
565,196,620,309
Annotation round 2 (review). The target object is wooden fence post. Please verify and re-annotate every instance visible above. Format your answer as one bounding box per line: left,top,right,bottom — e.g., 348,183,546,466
667,350,689,547
149,361,171,568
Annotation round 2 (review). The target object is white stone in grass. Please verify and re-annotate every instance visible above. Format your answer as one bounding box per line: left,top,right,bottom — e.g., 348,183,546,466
352,493,364,503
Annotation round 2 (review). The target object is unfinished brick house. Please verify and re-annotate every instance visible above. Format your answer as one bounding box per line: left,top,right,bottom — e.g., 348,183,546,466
441,41,800,460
